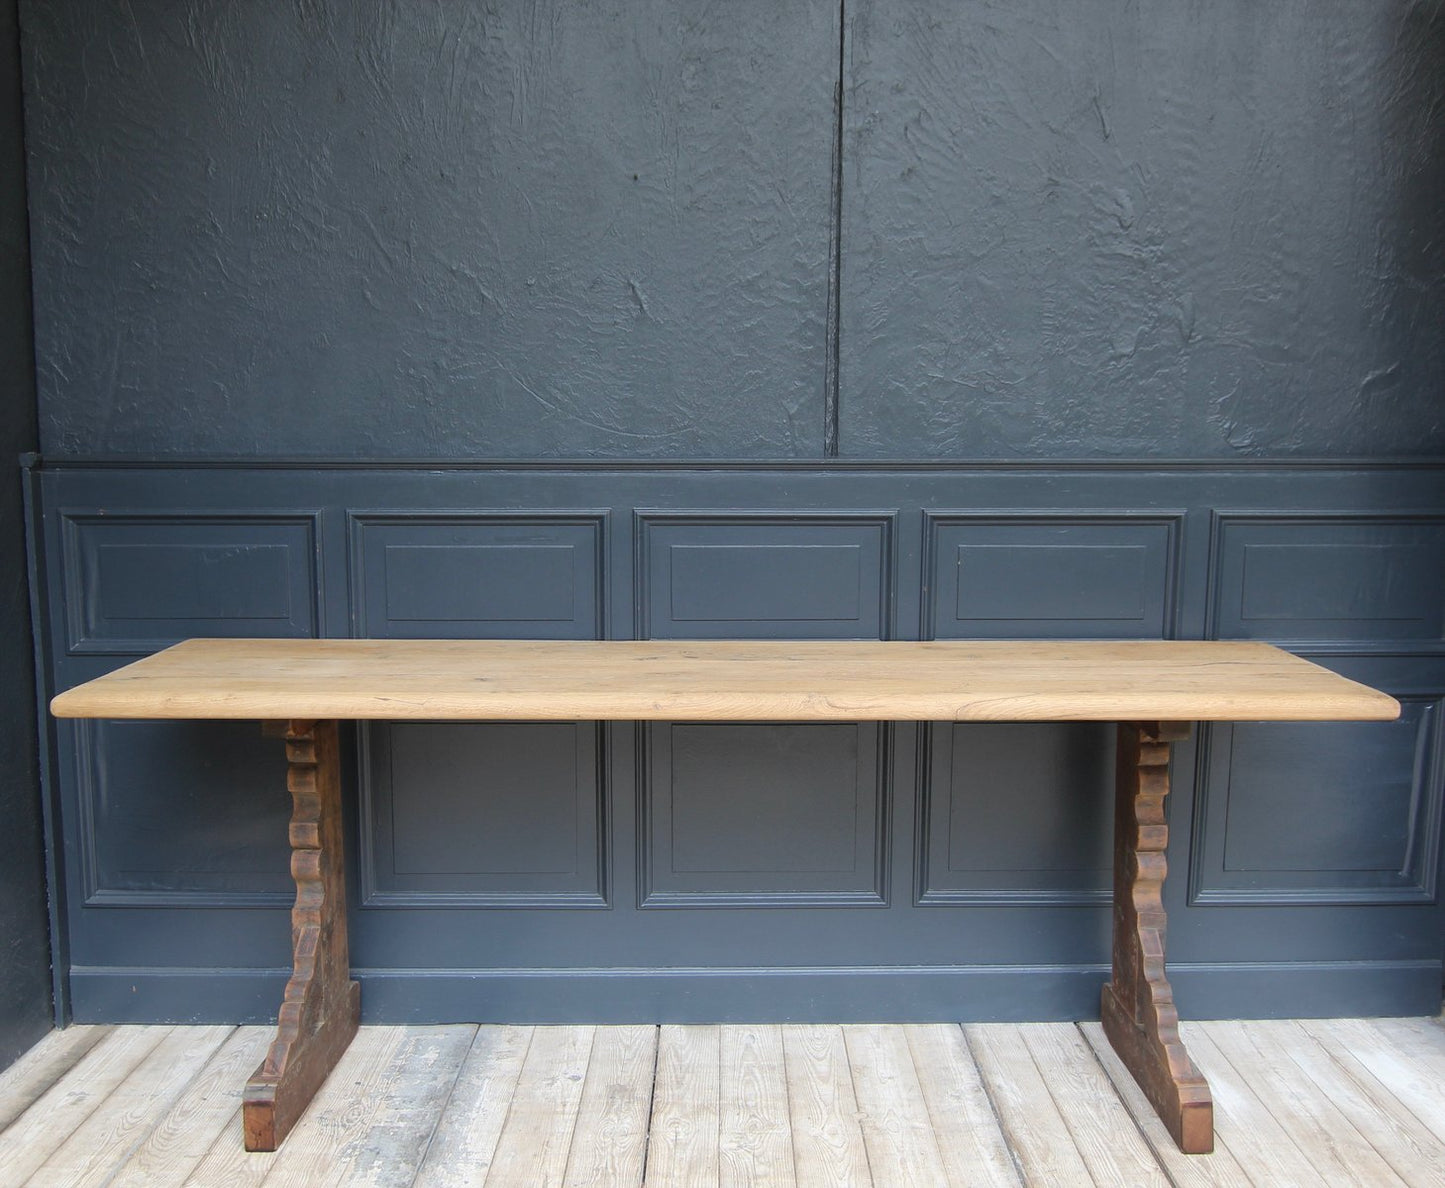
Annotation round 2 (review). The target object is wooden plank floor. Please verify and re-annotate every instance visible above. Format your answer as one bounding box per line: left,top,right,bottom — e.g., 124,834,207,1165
1,1018,1443,1187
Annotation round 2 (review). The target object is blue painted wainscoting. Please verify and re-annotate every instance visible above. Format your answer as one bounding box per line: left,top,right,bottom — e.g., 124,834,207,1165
26,460,1445,1024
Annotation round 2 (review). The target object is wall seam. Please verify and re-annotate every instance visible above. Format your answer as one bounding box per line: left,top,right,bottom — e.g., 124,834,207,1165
823,0,846,459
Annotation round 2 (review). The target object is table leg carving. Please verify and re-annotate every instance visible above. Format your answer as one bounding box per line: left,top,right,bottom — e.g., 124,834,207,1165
1101,721,1213,1155
243,718,361,1151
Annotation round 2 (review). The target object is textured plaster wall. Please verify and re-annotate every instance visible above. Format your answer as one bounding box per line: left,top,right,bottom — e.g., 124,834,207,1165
22,0,837,458
1,0,51,1068
841,0,1445,458
18,0,1445,459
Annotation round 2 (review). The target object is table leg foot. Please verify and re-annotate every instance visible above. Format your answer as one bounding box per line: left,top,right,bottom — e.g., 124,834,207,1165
1102,721,1214,1155
1101,980,1213,1153
243,719,360,1152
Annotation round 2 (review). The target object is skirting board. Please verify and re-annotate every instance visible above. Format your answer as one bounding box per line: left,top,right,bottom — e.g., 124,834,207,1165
66,960,1443,1026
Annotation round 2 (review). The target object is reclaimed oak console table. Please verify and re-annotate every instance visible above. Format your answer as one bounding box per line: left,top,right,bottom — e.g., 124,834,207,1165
51,637,1399,1154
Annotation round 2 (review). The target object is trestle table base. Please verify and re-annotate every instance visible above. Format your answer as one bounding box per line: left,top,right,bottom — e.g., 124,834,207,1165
243,719,360,1152
241,716,1214,1153
1101,721,1213,1153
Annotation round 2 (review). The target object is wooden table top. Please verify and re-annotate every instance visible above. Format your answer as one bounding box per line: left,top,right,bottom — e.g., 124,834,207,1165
50,638,1400,723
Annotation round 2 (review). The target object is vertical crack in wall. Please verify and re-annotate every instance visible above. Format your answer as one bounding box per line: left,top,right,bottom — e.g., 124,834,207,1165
823,0,846,459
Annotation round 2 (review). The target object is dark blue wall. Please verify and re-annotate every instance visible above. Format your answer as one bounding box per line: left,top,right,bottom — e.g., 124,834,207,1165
0,0,51,1068
15,0,1445,1024
840,1,1445,458
19,0,1445,460
22,0,839,459
30,461,1445,1024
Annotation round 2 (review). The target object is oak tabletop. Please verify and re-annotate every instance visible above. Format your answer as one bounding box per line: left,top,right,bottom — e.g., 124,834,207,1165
50,638,1401,723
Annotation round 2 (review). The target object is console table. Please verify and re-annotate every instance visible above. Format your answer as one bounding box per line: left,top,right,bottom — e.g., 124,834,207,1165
50,637,1400,1154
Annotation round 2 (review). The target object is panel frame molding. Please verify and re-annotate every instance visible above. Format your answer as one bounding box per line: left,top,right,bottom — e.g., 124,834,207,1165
636,720,892,909
920,508,1184,641
355,720,610,910
1205,509,1445,654
632,509,898,640
345,508,610,640
914,721,1116,907
59,508,323,656
1188,683,1445,907
71,717,295,908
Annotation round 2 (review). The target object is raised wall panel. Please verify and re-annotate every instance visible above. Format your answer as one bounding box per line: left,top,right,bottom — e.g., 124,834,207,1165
62,513,319,653
924,513,1179,639
641,722,888,906
349,513,605,639
361,722,606,907
1211,515,1445,646
35,463,1445,1024
1193,694,1443,905
918,722,1114,905
75,719,293,905
637,513,894,638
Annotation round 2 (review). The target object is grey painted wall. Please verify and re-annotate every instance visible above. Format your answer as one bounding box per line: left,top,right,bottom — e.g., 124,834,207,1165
30,461,1445,1024
22,0,838,458
840,0,1445,458
20,0,1445,460
14,1,1445,1026
0,0,51,1068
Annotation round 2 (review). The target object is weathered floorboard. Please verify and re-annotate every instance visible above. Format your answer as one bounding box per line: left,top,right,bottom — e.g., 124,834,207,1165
412,1025,532,1188
644,1025,721,1187
966,1023,1095,1186
1021,1022,1170,1187
0,1026,174,1187
1298,1018,1445,1145
255,1025,474,1188
0,1019,1442,1186
25,1025,232,1188
327,1025,477,1188
845,1023,951,1185
719,1024,795,1187
180,1108,275,1188
903,1023,1020,1187
236,1026,409,1188
484,1026,593,1188
1181,1023,1335,1187
781,1024,872,1187
1241,1020,1444,1188
562,1025,656,1188
1207,1020,1407,1187
0,1025,112,1134
108,1026,274,1188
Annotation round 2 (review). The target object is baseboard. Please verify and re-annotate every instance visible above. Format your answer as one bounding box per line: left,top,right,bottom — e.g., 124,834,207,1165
66,960,1443,1025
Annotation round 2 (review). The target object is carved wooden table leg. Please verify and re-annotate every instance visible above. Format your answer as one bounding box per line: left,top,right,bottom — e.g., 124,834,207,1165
243,719,361,1151
1101,721,1214,1155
